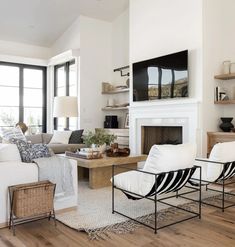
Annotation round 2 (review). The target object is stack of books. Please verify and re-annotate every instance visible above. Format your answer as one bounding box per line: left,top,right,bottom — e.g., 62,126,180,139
215,86,228,101
78,149,101,159
65,148,102,159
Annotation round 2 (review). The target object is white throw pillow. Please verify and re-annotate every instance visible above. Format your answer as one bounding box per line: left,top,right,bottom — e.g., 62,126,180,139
207,141,235,181
49,130,72,144
143,143,197,173
0,144,21,162
1,126,26,142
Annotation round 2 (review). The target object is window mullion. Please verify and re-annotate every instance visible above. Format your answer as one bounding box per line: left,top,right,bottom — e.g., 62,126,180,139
65,62,69,129
19,65,24,122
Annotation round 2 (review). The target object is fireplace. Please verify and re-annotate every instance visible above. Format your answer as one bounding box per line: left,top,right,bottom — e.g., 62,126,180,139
142,126,183,154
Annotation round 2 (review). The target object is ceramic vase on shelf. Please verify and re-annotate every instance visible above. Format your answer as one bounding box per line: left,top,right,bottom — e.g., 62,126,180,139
219,117,234,132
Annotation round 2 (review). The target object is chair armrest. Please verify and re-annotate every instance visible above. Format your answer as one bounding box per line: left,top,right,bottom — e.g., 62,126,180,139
195,158,226,165
113,164,200,176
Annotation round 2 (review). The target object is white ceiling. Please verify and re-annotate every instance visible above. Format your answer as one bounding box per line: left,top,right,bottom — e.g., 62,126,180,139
0,0,128,47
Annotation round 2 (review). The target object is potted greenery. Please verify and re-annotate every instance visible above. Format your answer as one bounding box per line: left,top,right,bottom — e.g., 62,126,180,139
83,129,117,153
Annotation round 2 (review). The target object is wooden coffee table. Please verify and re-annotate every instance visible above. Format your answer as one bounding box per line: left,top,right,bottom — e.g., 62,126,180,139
62,154,147,189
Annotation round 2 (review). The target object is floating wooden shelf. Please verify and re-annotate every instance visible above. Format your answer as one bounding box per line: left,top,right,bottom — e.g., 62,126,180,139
102,88,129,94
102,106,129,111
214,73,235,80
214,100,235,104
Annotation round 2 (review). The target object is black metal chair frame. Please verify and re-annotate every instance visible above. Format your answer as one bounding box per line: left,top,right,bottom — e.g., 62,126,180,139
191,158,235,212
112,165,202,234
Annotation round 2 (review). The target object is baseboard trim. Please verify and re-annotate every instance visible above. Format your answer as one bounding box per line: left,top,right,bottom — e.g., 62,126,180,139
56,206,77,214
0,206,77,229
0,222,8,229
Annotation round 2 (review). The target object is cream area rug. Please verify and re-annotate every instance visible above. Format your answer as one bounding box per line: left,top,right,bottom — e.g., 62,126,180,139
56,181,231,239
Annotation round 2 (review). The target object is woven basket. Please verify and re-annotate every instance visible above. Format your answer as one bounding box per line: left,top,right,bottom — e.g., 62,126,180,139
11,181,55,218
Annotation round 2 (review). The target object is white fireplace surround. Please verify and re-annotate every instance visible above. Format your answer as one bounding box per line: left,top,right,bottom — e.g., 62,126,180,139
129,99,202,155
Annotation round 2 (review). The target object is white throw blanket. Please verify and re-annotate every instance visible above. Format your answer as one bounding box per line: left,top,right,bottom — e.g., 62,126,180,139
33,156,74,197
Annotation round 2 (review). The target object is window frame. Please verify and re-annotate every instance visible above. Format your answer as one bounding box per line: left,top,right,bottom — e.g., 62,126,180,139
54,59,76,130
0,61,47,132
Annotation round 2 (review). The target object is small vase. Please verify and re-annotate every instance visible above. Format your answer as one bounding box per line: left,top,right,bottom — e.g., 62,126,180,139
219,117,234,132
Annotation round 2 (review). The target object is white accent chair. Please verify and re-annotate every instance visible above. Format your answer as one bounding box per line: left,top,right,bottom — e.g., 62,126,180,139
192,141,235,211
111,143,201,234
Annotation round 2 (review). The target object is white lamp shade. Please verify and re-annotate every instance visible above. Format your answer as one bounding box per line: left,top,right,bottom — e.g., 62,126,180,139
53,96,78,117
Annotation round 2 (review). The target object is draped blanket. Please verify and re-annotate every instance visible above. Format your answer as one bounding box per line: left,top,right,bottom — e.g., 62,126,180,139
33,156,74,197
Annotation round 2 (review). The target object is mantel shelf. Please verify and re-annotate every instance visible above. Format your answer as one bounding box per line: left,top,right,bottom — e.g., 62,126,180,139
102,88,129,94
214,73,235,80
214,100,235,105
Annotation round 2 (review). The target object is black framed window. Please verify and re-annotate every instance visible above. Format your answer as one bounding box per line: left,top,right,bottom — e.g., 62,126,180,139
54,60,77,130
0,61,47,133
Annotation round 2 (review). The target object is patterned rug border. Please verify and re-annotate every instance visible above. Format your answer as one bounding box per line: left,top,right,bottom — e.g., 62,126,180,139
57,193,234,240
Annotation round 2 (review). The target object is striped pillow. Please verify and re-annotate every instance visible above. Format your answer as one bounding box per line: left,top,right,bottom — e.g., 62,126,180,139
1,126,26,142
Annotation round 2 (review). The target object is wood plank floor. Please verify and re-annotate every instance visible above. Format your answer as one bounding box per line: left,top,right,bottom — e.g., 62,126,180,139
0,205,234,247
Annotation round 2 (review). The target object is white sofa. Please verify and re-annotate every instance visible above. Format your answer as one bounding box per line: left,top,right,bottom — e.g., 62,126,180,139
0,143,78,227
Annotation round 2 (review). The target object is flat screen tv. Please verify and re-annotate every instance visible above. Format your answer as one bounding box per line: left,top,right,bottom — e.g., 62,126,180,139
132,50,188,102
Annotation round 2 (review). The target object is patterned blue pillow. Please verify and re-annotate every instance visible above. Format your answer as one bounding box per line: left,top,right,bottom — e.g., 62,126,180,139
10,138,51,163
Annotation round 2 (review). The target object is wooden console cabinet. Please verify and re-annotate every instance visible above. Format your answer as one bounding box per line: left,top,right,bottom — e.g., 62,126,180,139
207,132,235,155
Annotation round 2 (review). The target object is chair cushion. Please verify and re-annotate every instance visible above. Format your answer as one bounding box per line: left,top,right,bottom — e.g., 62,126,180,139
143,143,196,173
0,144,21,162
207,141,235,181
49,130,72,144
26,134,43,144
113,143,196,197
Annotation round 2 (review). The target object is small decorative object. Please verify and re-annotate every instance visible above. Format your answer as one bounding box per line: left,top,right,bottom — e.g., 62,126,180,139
102,82,114,92
82,129,117,152
229,62,235,74
106,143,130,157
219,117,234,132
223,60,231,74
215,87,228,101
15,122,28,134
124,113,129,128
107,98,115,107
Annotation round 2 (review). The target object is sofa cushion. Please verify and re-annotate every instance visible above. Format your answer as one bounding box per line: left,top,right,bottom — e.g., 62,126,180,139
0,144,21,162
10,138,51,163
48,143,85,154
143,143,196,173
26,134,43,144
50,130,72,144
42,133,53,144
69,129,84,144
1,126,26,142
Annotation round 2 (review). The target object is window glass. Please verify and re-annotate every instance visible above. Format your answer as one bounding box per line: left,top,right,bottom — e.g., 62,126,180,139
0,87,19,106
24,68,42,88
24,89,42,107
0,62,46,131
0,107,19,127
0,65,19,86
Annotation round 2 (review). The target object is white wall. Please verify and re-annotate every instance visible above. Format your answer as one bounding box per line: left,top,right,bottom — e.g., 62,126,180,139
201,0,235,155
51,18,80,56
79,16,112,130
130,0,203,101
129,0,203,153
0,40,51,60
51,12,129,131
106,9,129,128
